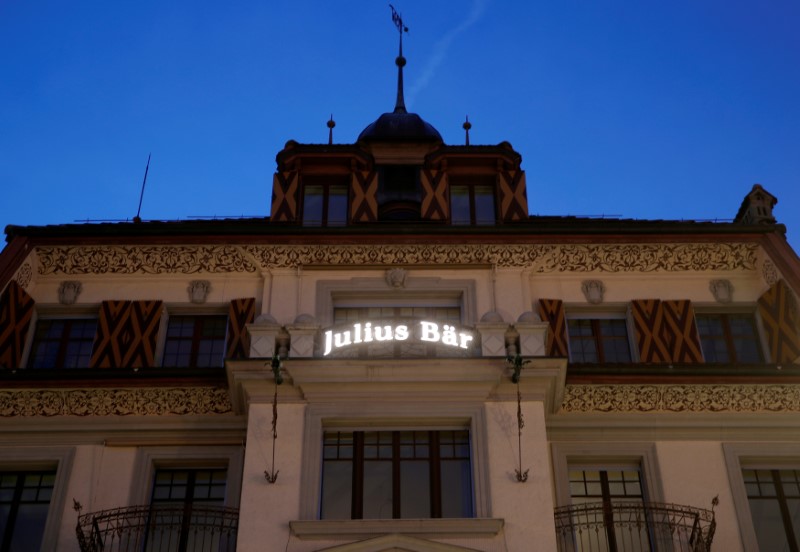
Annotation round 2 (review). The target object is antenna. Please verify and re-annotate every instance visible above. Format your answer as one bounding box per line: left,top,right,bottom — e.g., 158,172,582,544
134,153,151,223
327,115,336,145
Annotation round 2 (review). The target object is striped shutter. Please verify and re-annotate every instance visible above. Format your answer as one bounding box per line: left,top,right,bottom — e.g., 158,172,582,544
498,170,529,222
350,170,378,223
661,300,704,363
631,300,671,363
0,281,35,369
537,299,569,357
227,298,256,359
758,280,800,364
90,301,163,368
631,299,703,363
420,168,449,221
270,171,299,222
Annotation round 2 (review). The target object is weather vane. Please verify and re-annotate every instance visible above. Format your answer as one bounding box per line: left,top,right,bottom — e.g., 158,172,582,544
390,4,408,37
389,5,409,114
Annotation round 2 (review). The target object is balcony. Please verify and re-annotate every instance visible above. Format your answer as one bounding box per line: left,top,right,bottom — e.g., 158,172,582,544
554,501,716,552
76,504,238,552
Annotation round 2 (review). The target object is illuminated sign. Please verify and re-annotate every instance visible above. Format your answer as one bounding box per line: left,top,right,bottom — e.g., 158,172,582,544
323,320,474,356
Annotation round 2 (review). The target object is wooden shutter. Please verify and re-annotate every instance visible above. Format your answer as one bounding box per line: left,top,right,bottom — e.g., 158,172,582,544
0,281,35,369
350,169,378,223
661,300,704,363
90,301,163,368
498,170,529,222
420,168,449,221
537,299,569,357
758,280,800,364
227,298,256,359
270,171,299,222
631,300,671,363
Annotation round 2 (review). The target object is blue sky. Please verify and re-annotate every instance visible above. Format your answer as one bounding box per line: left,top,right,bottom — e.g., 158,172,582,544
1,1,798,251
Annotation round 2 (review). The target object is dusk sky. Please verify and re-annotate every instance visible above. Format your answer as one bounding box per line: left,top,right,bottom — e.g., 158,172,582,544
1,1,798,250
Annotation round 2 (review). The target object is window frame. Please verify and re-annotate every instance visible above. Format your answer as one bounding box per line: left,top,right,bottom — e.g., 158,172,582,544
161,314,228,368
301,177,349,227
0,447,75,552
156,309,229,369
300,403,490,521
565,310,637,365
449,179,497,226
551,442,664,508
694,309,767,364
723,442,800,551
129,446,244,508
21,308,99,369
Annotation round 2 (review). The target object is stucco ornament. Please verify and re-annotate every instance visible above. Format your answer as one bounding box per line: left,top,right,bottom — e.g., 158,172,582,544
385,268,408,288
581,280,605,304
58,281,83,305
709,279,733,303
15,263,32,289
188,280,212,304
762,258,779,286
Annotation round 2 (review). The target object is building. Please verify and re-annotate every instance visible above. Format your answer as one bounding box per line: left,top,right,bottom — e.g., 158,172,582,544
1,33,799,552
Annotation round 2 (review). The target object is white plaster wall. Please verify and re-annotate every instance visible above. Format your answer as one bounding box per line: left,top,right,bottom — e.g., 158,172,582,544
656,441,744,552
485,400,556,551
238,402,306,552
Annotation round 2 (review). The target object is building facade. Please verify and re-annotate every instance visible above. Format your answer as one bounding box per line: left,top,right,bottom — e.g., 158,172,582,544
1,52,799,552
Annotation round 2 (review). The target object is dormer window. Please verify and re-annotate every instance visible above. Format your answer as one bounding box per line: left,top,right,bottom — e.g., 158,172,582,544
451,179,496,225
378,165,421,221
302,178,348,227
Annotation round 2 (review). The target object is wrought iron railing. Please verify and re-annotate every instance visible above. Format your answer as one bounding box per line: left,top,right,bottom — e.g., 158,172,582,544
76,504,238,552
554,501,716,552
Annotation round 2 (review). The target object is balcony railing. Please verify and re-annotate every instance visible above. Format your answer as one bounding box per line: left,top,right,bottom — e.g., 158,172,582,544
554,501,716,552
76,504,238,552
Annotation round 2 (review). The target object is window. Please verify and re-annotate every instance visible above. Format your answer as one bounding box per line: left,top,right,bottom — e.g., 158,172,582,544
566,467,652,551
696,313,764,363
162,315,227,368
0,470,56,552
320,430,473,520
450,182,496,225
302,183,348,227
568,319,632,363
27,318,97,368
146,468,231,552
742,469,800,550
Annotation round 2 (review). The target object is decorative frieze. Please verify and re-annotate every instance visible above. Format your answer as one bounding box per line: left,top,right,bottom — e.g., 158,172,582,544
0,387,233,417
33,242,758,275
561,384,800,413
36,246,259,275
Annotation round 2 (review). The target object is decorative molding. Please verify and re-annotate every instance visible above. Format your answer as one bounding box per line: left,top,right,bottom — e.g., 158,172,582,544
36,246,259,275
34,243,759,275
709,279,733,303
385,267,408,288
245,243,758,271
188,280,211,303
581,280,605,304
58,281,83,305
762,258,779,286
14,263,32,288
561,384,800,413
0,387,233,417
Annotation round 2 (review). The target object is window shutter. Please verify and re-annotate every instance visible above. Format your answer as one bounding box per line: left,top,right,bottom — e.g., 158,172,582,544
661,300,704,363
420,168,449,221
270,171,299,222
630,300,671,363
758,280,800,364
227,298,256,359
350,169,378,223
498,170,528,222
537,299,569,357
90,301,163,368
0,281,35,369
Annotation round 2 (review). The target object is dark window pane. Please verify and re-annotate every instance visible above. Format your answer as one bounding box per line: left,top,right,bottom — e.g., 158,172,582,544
328,186,348,226
303,185,324,226
473,186,495,225
400,461,430,518
363,461,392,519
28,319,97,369
451,186,470,225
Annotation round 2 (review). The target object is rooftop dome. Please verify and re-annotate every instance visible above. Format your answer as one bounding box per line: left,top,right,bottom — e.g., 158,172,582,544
358,17,442,144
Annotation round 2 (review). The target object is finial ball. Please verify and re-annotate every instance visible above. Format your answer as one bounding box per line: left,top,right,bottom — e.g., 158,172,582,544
395,56,406,68
327,119,336,129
